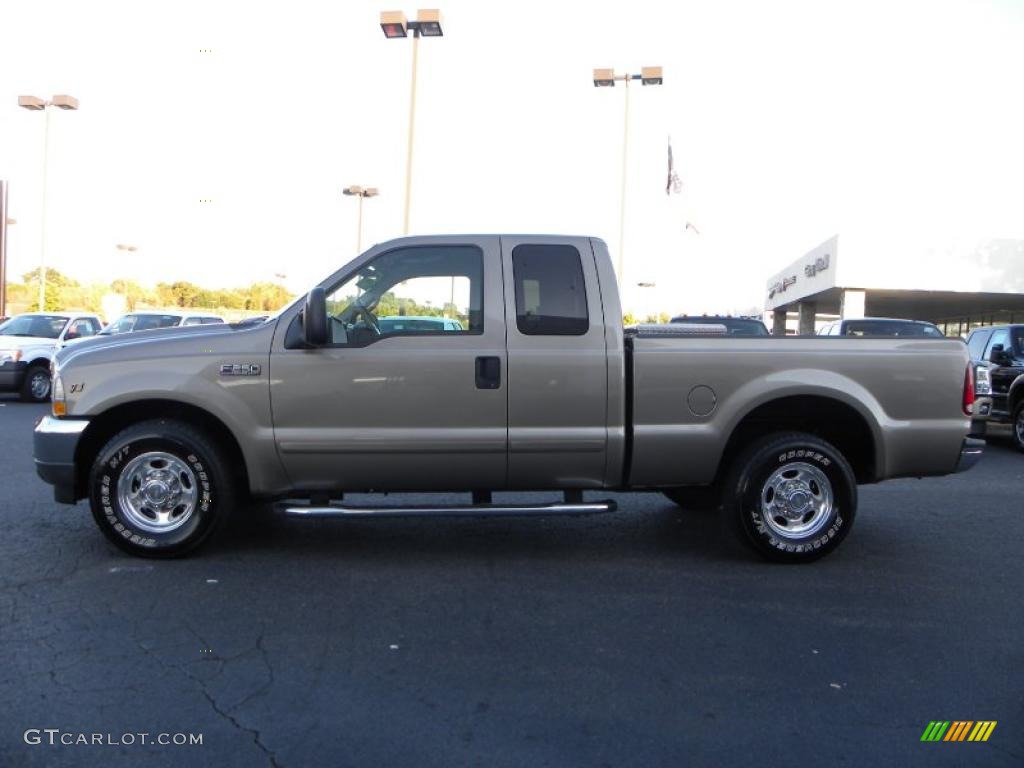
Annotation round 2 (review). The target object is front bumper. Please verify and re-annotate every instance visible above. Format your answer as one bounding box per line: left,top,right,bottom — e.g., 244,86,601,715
34,415,90,503
0,361,28,392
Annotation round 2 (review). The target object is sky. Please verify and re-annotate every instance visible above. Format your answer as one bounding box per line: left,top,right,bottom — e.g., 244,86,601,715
1,0,1022,315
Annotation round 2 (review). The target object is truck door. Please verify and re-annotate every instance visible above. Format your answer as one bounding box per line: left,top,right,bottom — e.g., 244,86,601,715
500,236,609,489
269,237,508,491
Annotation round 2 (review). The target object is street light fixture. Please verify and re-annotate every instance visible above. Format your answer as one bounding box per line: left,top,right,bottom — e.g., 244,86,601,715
590,68,662,286
18,93,80,311
380,9,444,235
342,185,379,254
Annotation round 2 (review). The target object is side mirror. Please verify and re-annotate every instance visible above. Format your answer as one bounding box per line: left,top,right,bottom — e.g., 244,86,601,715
988,344,1006,364
303,287,328,346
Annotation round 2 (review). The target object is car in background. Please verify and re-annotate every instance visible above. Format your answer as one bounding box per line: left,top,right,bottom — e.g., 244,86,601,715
0,312,103,401
233,315,270,328
817,318,944,337
97,311,225,337
377,315,464,333
670,315,770,336
966,324,1024,450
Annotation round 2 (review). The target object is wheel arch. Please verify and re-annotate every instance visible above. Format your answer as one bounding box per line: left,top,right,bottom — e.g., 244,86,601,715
74,399,250,500
717,394,878,485
1008,374,1024,412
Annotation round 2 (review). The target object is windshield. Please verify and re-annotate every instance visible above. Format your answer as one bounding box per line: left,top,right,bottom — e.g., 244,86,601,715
0,315,69,339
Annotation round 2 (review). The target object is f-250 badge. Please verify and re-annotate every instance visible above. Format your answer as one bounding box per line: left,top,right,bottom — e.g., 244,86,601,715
220,363,261,376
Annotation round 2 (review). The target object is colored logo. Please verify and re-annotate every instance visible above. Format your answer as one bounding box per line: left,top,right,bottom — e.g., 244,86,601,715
921,721,996,742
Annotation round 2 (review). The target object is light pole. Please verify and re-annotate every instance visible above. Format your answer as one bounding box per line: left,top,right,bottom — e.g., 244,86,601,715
18,94,79,311
591,68,662,286
380,9,444,235
342,186,379,254
0,181,9,318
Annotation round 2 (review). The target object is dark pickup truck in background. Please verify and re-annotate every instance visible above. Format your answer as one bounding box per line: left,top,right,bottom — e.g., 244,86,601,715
967,324,1024,450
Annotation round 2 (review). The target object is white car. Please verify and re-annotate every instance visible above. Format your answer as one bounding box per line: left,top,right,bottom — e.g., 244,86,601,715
0,313,103,401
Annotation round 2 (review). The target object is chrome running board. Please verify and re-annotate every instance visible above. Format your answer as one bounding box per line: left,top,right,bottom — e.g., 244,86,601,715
278,500,616,519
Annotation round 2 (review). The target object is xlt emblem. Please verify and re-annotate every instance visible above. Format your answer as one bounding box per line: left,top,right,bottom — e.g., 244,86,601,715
220,363,261,377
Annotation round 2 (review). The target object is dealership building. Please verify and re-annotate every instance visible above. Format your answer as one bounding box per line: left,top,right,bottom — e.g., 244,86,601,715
764,233,1024,336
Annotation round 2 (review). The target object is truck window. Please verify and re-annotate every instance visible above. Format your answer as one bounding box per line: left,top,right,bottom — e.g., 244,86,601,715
323,245,483,347
984,329,1010,360
966,330,991,360
512,244,589,336
134,315,182,331
64,319,96,340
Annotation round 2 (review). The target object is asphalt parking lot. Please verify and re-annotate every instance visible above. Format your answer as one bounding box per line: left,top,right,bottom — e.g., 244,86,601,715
1,396,1021,767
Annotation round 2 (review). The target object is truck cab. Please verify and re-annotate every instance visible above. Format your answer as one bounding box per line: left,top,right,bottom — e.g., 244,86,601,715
274,235,619,491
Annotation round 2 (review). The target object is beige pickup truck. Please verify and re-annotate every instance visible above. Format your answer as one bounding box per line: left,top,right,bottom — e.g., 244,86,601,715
34,235,983,562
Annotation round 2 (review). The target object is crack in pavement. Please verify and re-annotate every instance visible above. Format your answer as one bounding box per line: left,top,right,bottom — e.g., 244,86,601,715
130,628,282,768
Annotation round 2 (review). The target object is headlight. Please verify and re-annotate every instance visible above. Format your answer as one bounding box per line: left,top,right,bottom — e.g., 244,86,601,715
51,373,66,417
975,366,991,396
0,349,22,365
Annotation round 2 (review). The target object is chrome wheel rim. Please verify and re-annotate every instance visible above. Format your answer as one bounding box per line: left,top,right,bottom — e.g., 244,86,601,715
117,451,199,533
760,461,834,540
30,371,50,400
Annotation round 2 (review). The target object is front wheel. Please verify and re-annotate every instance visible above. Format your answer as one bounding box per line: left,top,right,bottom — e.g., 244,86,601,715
1012,402,1024,452
89,419,235,557
20,365,51,402
723,432,857,563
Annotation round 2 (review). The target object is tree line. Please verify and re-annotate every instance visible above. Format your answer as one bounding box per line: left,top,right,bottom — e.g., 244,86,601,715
5,268,294,315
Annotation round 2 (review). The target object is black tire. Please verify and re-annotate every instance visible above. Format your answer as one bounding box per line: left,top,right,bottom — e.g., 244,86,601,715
662,486,721,510
19,364,51,403
722,432,857,563
89,419,235,558
1012,401,1024,452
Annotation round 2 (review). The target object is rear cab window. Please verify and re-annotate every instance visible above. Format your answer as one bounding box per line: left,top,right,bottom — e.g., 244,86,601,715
512,244,589,336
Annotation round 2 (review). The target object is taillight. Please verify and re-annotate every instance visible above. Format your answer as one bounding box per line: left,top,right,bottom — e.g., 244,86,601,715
962,364,975,416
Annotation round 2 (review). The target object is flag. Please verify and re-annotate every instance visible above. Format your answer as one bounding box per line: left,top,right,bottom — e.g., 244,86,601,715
666,136,682,195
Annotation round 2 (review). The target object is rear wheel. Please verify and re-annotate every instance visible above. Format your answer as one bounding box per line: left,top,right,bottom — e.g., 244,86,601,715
1012,401,1024,452
723,432,857,563
89,419,235,557
20,365,51,402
